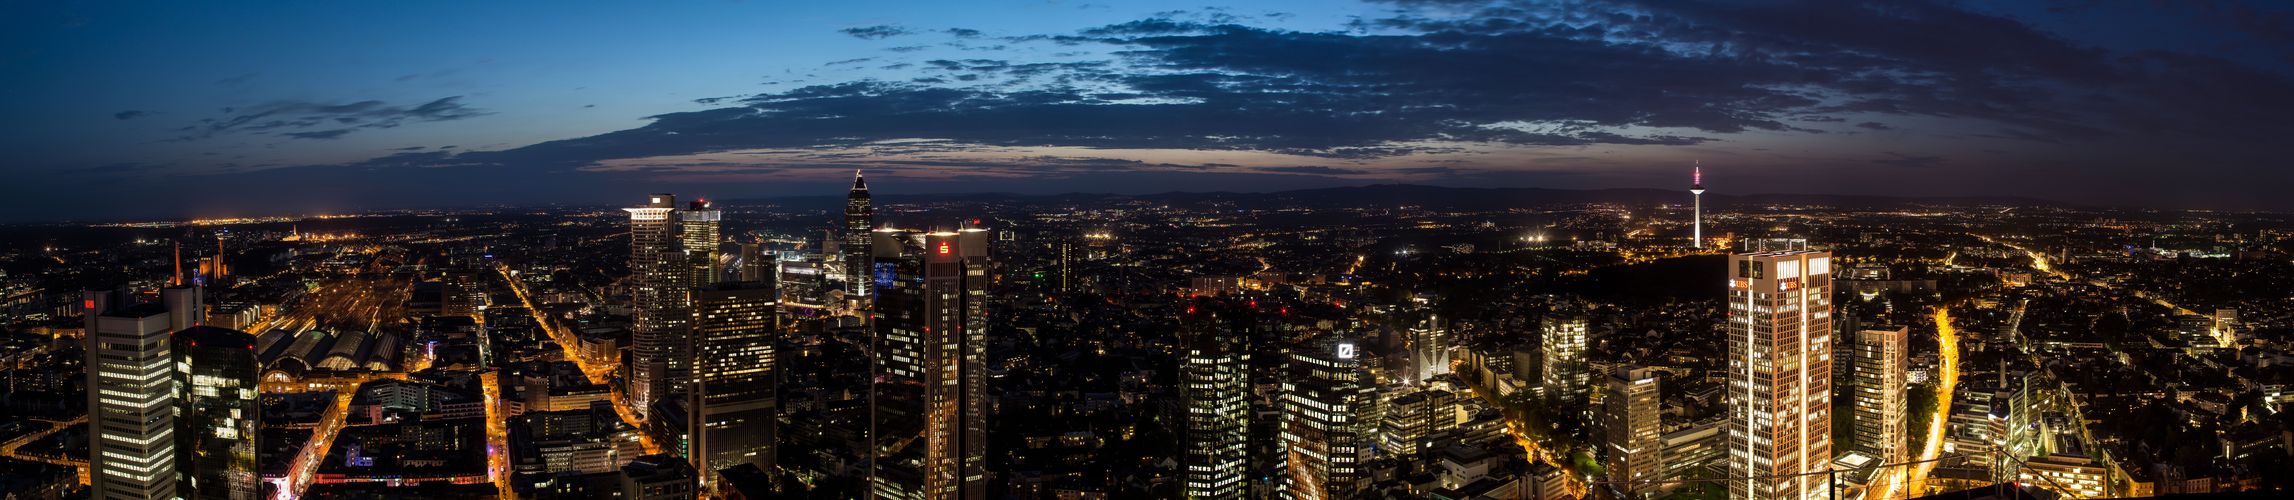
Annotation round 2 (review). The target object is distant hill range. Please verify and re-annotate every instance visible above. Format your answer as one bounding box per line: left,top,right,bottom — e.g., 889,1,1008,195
724,184,2064,211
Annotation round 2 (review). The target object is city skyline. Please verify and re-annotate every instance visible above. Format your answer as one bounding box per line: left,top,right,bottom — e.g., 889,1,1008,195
0,167,2285,499
8,1,2294,222
4,2,2293,500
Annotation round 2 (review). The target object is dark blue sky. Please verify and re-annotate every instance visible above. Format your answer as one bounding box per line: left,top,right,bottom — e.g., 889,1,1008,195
5,1,2292,221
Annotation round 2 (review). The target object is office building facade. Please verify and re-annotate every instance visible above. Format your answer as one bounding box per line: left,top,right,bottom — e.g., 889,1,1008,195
174,325,261,499
1725,248,1835,500
869,225,991,499
1604,366,1663,499
1852,326,1908,468
1541,313,1589,404
85,286,202,500
682,200,723,286
626,194,688,419
1279,336,1378,499
844,171,874,298
1179,298,1252,499
691,281,779,489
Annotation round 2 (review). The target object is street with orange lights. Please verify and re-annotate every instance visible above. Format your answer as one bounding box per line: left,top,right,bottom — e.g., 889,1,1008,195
1904,306,1960,496
1451,359,1587,499
495,264,660,454
275,378,360,499
482,371,512,497
0,415,88,485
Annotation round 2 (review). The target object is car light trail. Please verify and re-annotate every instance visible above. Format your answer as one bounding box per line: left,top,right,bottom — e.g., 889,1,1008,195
1907,306,1959,494
482,371,512,498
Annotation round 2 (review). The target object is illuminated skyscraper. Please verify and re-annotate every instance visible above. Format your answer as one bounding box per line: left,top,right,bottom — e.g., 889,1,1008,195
1851,327,1907,468
1541,312,1589,404
1409,313,1451,383
1725,246,1834,500
85,285,202,500
626,194,687,419
1279,336,1377,500
1605,366,1663,499
1379,386,1459,457
174,325,261,499
1690,164,1706,248
1179,298,1252,500
845,171,874,298
691,281,778,490
869,224,990,500
683,199,724,286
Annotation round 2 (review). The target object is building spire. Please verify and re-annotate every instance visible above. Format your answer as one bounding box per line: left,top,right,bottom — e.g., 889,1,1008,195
173,240,184,286
852,169,868,192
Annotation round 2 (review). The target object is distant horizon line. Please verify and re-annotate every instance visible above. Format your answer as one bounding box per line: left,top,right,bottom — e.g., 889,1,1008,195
24,183,2280,226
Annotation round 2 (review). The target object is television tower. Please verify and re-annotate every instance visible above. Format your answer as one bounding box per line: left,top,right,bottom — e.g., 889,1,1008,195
1690,162,1705,249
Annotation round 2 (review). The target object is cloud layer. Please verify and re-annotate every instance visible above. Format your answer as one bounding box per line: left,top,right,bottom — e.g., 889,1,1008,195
24,0,2294,221
464,0,2294,182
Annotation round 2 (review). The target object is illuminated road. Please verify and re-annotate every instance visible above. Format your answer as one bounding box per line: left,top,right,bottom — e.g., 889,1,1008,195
495,265,612,379
1977,235,2129,497
1451,360,1586,499
277,383,355,499
2026,250,2057,277
1906,306,1960,495
482,371,512,497
0,415,89,485
495,264,660,454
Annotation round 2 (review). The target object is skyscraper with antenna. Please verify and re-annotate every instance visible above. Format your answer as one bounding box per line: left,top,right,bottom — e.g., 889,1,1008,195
1690,162,1706,249
845,170,873,299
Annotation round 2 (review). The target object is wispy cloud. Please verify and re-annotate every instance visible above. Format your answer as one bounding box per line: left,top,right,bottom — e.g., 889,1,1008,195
176,96,488,141
839,25,911,39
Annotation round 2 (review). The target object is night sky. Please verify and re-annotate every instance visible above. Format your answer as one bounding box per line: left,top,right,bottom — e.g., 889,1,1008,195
5,1,2292,222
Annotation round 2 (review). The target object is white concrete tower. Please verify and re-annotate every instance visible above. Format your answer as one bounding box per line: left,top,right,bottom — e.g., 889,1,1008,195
1691,162,1706,249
